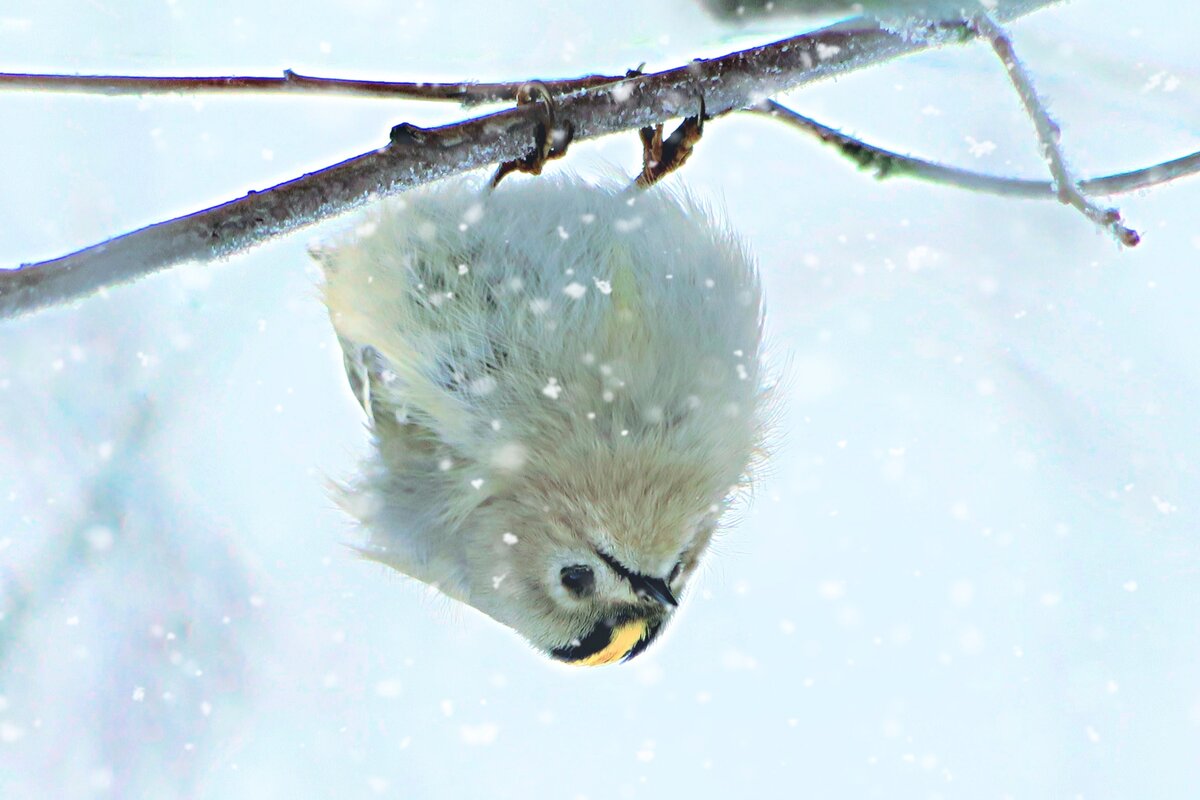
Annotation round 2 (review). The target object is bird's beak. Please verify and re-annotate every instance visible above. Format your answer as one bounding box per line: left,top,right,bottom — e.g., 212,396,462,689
595,549,680,608
632,575,678,608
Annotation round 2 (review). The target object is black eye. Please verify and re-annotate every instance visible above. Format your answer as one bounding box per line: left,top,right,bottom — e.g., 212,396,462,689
560,565,596,597
669,561,684,583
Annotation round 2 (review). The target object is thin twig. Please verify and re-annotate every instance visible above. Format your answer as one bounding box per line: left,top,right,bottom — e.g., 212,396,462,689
0,8,1065,319
972,13,1140,245
753,101,1200,199
0,68,627,106
0,3,1048,105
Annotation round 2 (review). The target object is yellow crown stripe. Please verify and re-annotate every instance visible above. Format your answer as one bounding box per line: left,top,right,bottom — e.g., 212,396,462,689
572,621,649,667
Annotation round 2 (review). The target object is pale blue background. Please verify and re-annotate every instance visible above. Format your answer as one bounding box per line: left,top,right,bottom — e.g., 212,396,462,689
1,1,1198,797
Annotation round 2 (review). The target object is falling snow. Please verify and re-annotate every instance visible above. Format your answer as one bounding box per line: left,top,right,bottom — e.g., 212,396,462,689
2,2,1198,800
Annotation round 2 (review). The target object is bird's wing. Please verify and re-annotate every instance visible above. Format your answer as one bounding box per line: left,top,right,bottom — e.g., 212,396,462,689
337,337,403,428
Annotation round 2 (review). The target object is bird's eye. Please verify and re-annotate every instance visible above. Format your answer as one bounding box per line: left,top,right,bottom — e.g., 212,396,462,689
668,561,684,583
560,565,596,597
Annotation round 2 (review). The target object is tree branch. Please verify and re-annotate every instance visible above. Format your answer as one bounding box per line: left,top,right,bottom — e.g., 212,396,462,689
971,12,1140,245
753,101,1200,200
0,68,628,105
0,1,1060,319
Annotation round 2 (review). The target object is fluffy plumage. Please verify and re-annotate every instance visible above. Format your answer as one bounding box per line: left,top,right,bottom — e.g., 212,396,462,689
316,175,766,664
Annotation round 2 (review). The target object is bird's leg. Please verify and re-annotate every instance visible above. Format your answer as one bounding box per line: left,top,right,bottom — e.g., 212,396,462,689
635,93,706,188
491,81,575,188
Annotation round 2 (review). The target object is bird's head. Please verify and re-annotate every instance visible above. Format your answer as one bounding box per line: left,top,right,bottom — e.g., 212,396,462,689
457,447,727,666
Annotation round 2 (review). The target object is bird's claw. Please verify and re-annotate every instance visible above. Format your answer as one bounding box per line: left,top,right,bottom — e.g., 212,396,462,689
492,82,575,188
635,94,706,188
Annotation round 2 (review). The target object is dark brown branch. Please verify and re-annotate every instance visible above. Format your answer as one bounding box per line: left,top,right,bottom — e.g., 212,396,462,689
0,3,1060,319
754,101,1200,200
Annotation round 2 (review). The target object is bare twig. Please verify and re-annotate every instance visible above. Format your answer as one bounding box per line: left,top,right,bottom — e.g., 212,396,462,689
0,2,1043,106
753,101,1200,199
971,13,1140,245
0,68,627,106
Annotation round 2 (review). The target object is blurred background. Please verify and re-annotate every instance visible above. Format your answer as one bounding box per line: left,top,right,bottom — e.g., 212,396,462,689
1,0,1198,797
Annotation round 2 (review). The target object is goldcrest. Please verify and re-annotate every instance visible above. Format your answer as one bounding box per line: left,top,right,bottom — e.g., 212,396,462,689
316,175,766,665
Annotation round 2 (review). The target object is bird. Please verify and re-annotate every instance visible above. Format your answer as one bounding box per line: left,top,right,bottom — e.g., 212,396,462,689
315,174,767,665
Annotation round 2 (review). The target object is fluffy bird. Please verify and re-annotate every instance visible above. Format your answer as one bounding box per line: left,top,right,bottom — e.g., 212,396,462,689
317,175,766,665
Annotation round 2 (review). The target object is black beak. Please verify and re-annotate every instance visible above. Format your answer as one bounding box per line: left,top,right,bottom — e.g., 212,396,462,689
632,575,678,607
596,550,679,608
